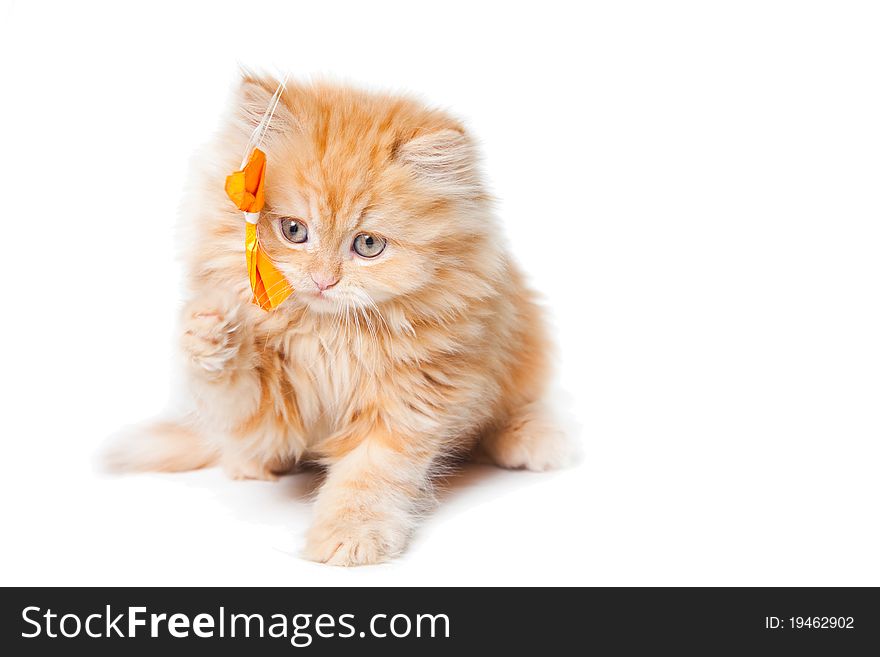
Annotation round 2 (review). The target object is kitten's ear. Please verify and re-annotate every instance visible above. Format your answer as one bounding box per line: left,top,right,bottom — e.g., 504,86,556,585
232,75,297,138
396,129,483,199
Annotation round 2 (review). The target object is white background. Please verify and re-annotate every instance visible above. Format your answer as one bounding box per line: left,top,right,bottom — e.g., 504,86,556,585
1,0,878,586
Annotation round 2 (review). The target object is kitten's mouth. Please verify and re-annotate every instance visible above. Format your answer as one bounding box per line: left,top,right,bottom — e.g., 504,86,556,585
302,290,340,312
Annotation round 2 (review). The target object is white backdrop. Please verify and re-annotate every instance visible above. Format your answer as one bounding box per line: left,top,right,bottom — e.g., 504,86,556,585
1,0,878,586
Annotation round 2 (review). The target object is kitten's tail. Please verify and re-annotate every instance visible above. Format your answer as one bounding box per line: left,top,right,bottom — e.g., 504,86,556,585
101,420,219,473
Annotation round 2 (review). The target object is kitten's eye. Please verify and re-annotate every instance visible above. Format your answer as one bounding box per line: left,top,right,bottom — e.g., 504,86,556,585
280,218,308,244
352,233,387,258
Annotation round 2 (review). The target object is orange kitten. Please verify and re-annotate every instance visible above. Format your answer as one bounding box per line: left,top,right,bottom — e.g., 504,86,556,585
106,74,573,565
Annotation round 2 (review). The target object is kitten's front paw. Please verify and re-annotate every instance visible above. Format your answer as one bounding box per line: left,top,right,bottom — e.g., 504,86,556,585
304,516,408,566
181,295,243,376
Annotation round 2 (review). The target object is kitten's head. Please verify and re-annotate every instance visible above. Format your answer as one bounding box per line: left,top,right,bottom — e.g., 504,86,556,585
217,75,502,318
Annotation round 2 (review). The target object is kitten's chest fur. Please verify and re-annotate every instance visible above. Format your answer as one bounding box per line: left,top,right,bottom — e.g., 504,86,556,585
272,317,390,449
253,305,486,460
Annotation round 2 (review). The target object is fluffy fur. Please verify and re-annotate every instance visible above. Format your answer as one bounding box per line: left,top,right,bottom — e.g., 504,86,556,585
105,74,572,565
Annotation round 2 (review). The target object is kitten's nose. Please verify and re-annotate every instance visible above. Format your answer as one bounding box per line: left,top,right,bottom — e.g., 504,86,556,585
310,272,339,292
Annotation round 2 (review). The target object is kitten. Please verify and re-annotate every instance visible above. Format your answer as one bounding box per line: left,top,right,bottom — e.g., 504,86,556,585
105,74,573,565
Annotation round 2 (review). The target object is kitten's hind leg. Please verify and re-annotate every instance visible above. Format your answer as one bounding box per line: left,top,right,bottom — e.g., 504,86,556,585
101,419,219,473
477,402,578,472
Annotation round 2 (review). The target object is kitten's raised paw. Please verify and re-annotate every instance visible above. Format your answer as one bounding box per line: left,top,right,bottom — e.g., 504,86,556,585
304,517,407,566
181,296,243,375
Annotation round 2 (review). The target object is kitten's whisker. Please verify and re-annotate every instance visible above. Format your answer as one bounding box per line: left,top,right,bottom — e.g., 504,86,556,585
353,307,364,361
253,275,295,307
360,305,383,376
359,293,395,373
361,305,377,339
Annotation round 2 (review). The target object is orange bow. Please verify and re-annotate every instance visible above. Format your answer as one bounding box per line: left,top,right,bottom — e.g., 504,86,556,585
224,148,293,310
